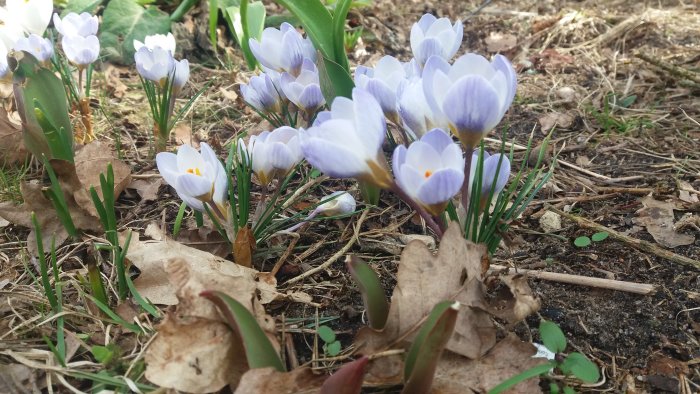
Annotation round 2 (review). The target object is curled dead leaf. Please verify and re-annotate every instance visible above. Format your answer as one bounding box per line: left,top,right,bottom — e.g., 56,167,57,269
233,226,256,268
0,107,26,165
633,196,694,248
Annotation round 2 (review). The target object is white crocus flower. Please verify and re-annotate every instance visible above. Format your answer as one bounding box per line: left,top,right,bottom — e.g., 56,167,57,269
249,22,316,76
410,13,463,66
239,126,303,186
0,8,24,49
156,143,228,215
134,46,175,84
280,59,324,113
133,32,176,54
284,191,357,232
6,0,52,36
62,35,100,67
13,34,53,63
354,55,409,123
172,59,190,90
53,12,99,37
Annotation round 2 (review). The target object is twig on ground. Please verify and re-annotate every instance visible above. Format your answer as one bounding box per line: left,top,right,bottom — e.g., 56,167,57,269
548,205,700,270
489,264,656,295
284,210,369,285
634,52,700,85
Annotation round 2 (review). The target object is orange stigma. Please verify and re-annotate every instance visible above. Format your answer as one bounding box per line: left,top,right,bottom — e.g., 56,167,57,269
186,168,202,176
424,170,432,178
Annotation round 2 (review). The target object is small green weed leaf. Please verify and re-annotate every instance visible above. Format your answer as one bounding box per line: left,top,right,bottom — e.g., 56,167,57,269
346,255,389,330
573,236,591,248
539,320,567,353
326,340,342,356
317,325,336,343
101,0,171,64
591,231,609,242
561,352,599,383
310,168,322,179
619,95,637,108
563,386,576,394
320,356,368,394
90,345,116,364
200,290,285,371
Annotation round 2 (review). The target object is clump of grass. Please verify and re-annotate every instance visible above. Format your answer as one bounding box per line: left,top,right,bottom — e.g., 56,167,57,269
0,163,30,203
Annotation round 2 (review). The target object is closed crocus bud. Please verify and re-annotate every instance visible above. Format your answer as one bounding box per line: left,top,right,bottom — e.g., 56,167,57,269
300,88,392,188
133,32,176,54
134,46,175,84
468,151,511,201
156,143,228,214
397,79,447,139
13,34,53,62
249,22,316,76
241,73,282,113
355,55,408,123
317,191,356,216
423,53,517,149
172,59,190,90
392,128,464,216
53,12,99,37
7,0,52,36
61,35,100,67
410,13,463,66
280,59,325,113
240,126,303,185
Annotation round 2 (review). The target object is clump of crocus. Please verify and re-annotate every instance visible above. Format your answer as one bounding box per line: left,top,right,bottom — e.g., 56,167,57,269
239,126,303,186
392,129,464,216
156,142,228,220
134,34,191,152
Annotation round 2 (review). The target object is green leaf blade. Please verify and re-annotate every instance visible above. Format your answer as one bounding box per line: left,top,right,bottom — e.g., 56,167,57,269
101,0,171,64
539,320,567,353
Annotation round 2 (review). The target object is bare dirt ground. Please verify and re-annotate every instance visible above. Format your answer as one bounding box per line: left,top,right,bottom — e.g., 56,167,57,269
1,0,699,392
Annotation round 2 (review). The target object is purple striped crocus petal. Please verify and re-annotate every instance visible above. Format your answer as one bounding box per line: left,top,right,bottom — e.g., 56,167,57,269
420,128,454,153
416,168,464,206
297,85,324,110
351,88,386,155
481,153,511,196
363,78,397,115
492,54,517,112
301,137,368,178
442,75,502,135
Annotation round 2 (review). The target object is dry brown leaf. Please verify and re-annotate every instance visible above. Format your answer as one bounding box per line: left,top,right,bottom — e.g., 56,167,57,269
102,65,128,99
633,196,694,248
538,111,574,132
480,275,541,323
128,178,163,203
173,123,198,147
678,181,699,203
233,367,325,394
432,334,542,393
484,32,518,53
233,226,256,268
145,314,246,393
0,107,26,165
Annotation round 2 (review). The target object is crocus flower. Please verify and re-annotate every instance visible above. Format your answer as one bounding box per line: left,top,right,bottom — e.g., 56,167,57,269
354,55,408,123
61,35,100,67
53,12,99,37
300,88,392,188
239,126,303,185
6,0,52,36
280,59,325,113
133,32,176,54
392,128,464,216
13,34,53,62
249,22,316,76
134,46,175,84
0,9,24,49
422,53,517,149
172,58,190,90
410,13,463,66
397,79,447,138
241,73,283,113
468,151,511,201
284,191,356,232
156,143,228,214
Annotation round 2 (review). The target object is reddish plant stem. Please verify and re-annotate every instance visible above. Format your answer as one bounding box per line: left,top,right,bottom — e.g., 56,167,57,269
389,182,444,238
460,146,474,217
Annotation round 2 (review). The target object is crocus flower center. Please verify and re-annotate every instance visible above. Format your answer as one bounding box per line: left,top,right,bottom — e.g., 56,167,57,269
186,167,202,176
424,170,433,178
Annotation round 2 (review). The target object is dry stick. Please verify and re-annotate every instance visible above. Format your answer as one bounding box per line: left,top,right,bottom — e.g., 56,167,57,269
489,264,656,295
548,205,700,270
634,52,700,85
284,209,369,285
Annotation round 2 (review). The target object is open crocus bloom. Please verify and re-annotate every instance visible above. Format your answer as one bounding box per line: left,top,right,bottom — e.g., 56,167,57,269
241,73,283,114
13,34,53,62
249,22,316,76
53,12,99,37
134,33,176,54
134,46,175,84
423,53,517,149
240,126,303,185
392,128,464,216
468,151,511,201
156,143,228,214
300,88,392,188
6,0,52,36
62,35,100,66
354,55,409,123
410,13,463,67
280,59,324,113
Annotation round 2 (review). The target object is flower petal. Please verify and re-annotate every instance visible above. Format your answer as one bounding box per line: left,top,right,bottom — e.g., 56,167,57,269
416,168,464,206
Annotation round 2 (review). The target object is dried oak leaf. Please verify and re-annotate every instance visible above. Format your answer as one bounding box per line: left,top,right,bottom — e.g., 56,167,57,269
0,107,27,165
233,367,325,394
127,177,163,203
432,334,542,393
480,274,541,324
633,196,694,248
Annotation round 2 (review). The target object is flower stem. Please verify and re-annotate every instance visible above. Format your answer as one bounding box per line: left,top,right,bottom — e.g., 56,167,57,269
461,146,474,218
390,182,444,238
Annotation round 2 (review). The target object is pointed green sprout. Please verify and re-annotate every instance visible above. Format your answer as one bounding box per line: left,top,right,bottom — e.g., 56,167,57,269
201,290,285,371
403,301,459,394
346,255,389,330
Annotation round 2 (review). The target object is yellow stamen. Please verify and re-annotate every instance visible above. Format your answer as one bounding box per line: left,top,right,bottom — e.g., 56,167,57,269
186,167,202,176
424,170,433,178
